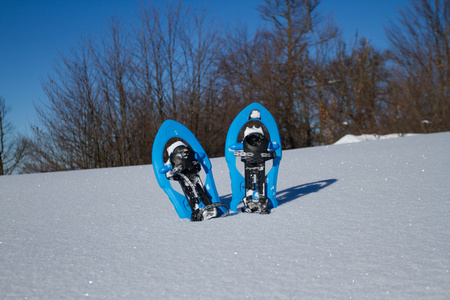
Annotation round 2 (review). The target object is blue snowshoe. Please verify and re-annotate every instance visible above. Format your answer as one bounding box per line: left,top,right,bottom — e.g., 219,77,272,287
225,103,282,214
152,120,229,221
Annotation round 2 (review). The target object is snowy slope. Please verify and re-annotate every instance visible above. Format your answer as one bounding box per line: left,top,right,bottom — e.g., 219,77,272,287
1,132,449,299
334,133,419,145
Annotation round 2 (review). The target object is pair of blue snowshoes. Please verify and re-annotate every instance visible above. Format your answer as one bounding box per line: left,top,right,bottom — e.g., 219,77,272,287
152,103,282,221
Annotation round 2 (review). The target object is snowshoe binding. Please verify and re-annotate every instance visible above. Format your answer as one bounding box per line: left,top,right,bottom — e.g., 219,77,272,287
235,127,275,214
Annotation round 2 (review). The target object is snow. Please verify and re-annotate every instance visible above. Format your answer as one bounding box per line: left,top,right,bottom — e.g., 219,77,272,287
250,109,261,119
166,141,187,156
334,133,419,145
1,132,450,299
244,126,264,137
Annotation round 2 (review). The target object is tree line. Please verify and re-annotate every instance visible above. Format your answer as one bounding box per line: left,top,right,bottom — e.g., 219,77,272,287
1,0,449,174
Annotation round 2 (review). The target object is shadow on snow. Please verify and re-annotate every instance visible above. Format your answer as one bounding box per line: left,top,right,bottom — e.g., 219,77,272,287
276,179,338,206
219,179,337,211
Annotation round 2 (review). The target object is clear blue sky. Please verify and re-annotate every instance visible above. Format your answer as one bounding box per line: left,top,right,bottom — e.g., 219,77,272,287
0,0,408,135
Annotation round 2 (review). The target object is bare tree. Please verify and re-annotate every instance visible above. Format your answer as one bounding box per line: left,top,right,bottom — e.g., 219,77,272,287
257,0,337,148
22,1,228,172
0,97,26,175
386,0,450,133
26,0,436,172
135,1,177,123
23,37,104,172
313,38,392,143
92,17,137,167
136,1,226,156
219,24,262,106
177,5,224,153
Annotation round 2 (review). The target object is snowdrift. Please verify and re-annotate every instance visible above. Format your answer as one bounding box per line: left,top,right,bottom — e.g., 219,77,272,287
1,132,449,299
334,133,419,145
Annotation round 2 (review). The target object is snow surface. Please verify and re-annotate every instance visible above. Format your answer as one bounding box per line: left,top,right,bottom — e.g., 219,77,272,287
334,133,419,145
1,132,449,299
244,126,264,138
166,141,187,157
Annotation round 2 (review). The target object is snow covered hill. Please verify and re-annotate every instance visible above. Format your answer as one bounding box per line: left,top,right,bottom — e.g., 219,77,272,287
334,133,419,145
1,132,449,299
